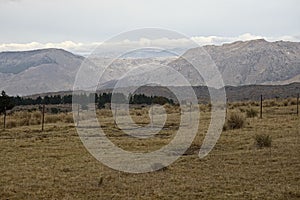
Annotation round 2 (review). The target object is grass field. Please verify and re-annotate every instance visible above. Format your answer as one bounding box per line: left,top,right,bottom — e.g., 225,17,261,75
0,102,299,199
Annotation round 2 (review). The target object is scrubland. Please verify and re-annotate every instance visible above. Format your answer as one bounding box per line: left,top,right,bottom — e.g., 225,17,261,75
0,99,299,199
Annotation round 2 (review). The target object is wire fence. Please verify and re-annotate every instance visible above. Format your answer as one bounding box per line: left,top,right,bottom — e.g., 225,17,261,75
0,93,299,131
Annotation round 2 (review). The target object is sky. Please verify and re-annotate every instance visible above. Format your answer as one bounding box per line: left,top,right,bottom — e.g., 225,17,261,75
0,0,299,54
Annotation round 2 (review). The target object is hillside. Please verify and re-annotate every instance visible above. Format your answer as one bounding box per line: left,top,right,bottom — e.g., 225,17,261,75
0,48,84,96
170,39,300,86
0,39,300,96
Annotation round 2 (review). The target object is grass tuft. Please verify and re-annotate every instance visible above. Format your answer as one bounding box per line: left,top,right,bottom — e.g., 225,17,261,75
246,108,258,118
224,112,245,130
255,134,272,148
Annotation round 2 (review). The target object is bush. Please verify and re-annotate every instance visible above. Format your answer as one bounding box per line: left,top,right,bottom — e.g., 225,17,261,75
282,100,289,106
246,108,258,118
31,111,41,119
30,118,41,125
290,98,297,105
239,108,246,113
135,110,143,116
255,134,272,148
45,115,61,123
61,114,74,123
264,100,277,107
6,120,17,128
17,118,30,126
249,101,259,106
15,111,31,120
50,107,60,114
224,112,245,130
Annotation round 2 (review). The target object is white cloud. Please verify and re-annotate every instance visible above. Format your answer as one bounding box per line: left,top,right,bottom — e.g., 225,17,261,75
0,34,299,56
192,33,300,46
0,41,101,55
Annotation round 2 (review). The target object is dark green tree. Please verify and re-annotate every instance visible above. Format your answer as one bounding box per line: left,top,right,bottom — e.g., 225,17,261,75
0,91,14,114
0,91,14,129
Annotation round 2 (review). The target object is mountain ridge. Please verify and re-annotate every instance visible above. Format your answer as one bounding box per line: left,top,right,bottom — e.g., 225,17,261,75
0,39,299,96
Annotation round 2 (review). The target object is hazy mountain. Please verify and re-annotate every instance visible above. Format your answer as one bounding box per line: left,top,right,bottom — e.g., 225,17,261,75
97,39,300,90
173,39,300,86
0,39,299,96
0,48,84,96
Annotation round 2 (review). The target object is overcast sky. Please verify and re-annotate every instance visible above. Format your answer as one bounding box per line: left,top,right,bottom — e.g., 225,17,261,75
0,0,299,54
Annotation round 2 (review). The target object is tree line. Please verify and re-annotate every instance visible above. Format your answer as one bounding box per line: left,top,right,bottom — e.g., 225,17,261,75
0,91,174,113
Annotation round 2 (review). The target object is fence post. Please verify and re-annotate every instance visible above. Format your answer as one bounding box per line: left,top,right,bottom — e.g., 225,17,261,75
3,106,6,130
41,104,45,131
151,104,153,128
226,97,228,118
260,95,263,119
189,102,192,127
297,93,299,116
77,104,80,127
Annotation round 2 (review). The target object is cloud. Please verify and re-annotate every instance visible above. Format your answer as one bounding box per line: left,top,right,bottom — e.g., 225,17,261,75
0,33,299,56
0,41,101,55
192,33,300,46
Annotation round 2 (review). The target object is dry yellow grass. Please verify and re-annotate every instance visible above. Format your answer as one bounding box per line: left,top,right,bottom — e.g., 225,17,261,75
0,102,299,199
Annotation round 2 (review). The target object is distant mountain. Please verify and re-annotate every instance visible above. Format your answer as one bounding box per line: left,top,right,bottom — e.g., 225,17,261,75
170,39,300,86
0,39,300,96
97,39,300,90
0,48,84,96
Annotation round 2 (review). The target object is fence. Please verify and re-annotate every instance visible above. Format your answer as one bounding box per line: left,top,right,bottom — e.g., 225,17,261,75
1,93,299,131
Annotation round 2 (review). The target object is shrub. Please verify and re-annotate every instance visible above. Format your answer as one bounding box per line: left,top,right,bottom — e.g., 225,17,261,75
50,107,60,114
239,108,246,113
6,120,17,128
31,111,41,119
255,134,272,148
30,118,41,125
135,110,143,116
17,118,30,126
45,115,61,123
264,100,277,107
61,114,74,123
15,111,31,120
282,100,289,106
290,98,297,105
222,124,228,131
199,104,207,112
249,101,259,106
224,112,245,130
246,108,258,118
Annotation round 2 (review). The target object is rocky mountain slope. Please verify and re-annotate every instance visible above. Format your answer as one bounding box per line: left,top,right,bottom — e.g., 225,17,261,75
0,48,84,96
0,39,299,96
186,39,300,86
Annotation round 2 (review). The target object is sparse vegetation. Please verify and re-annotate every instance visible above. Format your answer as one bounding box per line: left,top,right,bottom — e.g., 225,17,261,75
0,99,299,199
45,114,61,123
255,134,272,148
246,108,258,118
224,112,246,130
5,119,17,128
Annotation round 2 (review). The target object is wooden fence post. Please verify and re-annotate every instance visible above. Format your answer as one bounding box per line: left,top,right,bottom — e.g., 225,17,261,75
151,104,153,128
77,104,80,127
189,102,192,127
226,97,228,118
41,104,45,131
297,93,299,116
260,95,263,119
114,104,117,128
3,106,6,130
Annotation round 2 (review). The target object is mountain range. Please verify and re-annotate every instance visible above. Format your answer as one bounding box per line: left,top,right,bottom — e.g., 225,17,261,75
0,39,299,96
